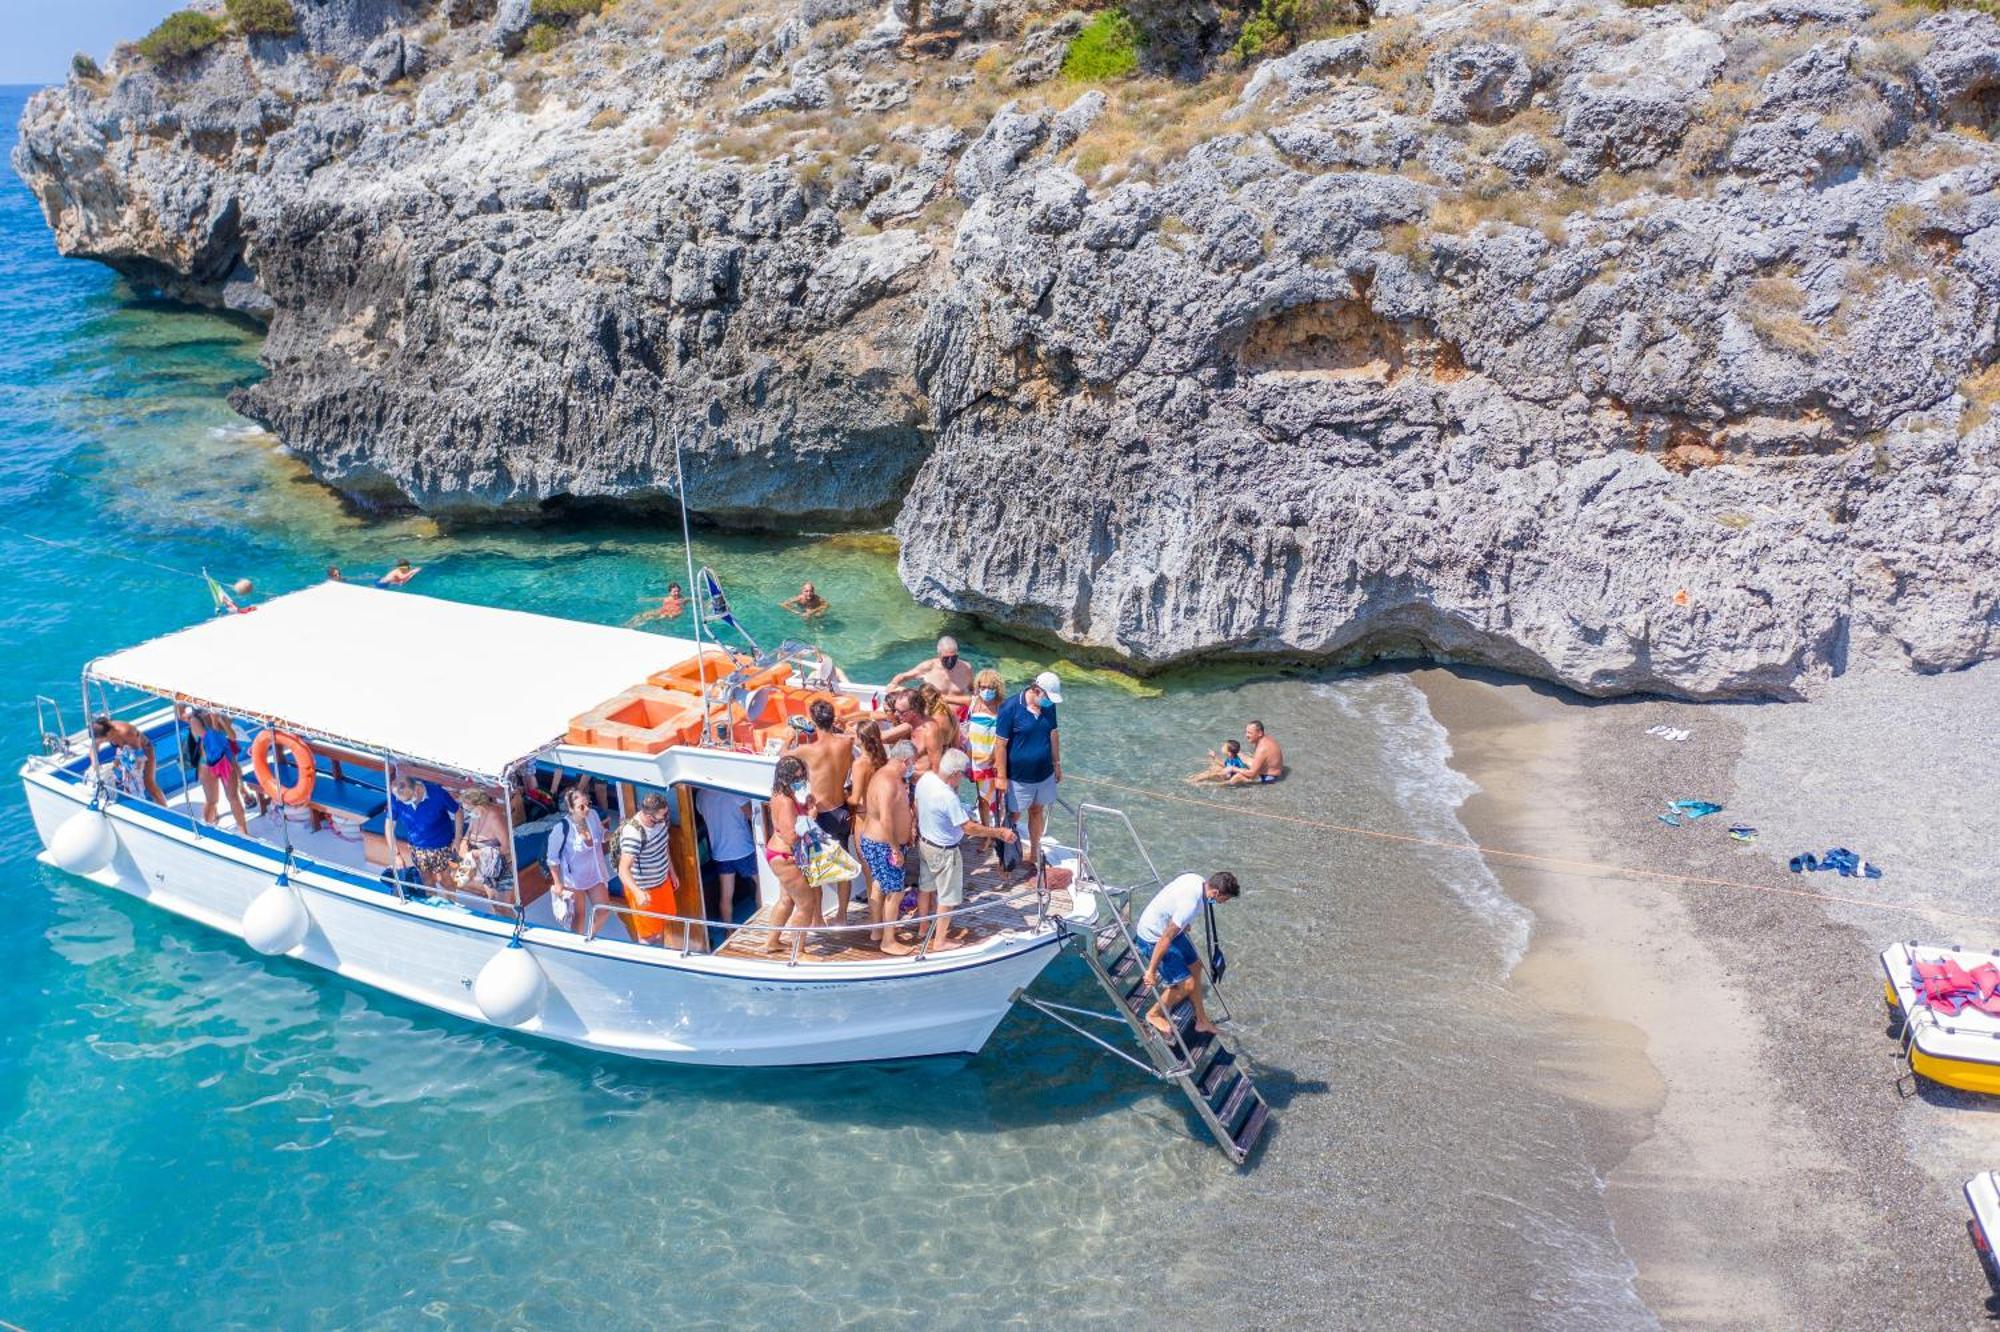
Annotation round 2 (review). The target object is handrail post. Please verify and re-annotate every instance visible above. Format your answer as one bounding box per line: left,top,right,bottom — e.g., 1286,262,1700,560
502,763,523,919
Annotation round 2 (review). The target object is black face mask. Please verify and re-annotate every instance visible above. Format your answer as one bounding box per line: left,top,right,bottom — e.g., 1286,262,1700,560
939,655,958,669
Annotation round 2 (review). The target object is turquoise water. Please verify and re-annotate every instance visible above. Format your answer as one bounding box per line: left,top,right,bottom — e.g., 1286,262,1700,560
0,86,1654,1327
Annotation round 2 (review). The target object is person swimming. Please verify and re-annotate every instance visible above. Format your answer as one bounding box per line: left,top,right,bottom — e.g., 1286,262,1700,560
780,581,829,619
378,559,420,587
628,581,686,627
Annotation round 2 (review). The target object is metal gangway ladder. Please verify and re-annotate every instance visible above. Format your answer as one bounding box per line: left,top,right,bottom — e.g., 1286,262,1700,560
1021,802,1272,1165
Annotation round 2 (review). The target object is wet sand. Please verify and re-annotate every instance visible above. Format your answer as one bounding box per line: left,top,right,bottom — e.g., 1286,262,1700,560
1418,665,1998,1329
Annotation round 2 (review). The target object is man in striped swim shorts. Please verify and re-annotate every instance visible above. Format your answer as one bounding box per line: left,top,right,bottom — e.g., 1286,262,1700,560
617,792,675,945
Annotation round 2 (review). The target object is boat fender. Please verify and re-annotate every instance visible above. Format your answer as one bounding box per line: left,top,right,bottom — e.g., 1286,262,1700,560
251,730,318,807
242,880,310,955
49,808,117,875
473,941,547,1027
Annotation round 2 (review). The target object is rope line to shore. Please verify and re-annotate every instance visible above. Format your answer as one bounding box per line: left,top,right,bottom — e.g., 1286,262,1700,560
0,522,212,584
1065,771,2000,931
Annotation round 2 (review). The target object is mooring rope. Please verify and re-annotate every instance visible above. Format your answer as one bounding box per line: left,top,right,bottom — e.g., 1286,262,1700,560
1065,770,2000,931
0,521,213,584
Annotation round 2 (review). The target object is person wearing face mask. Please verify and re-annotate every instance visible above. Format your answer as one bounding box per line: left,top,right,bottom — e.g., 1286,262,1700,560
887,635,976,710
993,670,1063,874
963,669,1006,826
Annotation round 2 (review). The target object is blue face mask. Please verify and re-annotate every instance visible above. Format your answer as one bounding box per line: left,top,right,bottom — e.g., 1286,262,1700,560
981,688,998,702
791,782,811,801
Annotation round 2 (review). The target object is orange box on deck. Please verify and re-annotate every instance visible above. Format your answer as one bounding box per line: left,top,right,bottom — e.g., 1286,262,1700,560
645,650,741,693
565,686,703,753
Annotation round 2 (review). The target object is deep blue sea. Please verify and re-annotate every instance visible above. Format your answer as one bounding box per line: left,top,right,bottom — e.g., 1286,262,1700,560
0,85,1654,1328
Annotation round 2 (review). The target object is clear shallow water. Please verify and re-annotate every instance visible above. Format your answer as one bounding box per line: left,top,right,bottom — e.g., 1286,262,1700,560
0,86,1650,1327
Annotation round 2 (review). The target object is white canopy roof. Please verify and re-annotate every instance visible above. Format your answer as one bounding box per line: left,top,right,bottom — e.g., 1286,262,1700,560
88,582,702,779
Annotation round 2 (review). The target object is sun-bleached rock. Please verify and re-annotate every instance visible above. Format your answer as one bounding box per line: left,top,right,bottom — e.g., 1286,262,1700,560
13,0,2000,697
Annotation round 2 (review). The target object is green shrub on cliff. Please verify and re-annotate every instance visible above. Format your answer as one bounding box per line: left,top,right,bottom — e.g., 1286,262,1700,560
524,22,562,53
136,11,226,62
1062,9,1139,81
529,0,606,19
71,52,102,79
225,0,298,37
1233,0,1364,62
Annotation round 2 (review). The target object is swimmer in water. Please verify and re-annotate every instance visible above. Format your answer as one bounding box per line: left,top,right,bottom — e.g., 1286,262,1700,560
780,581,829,619
628,582,687,627
378,559,421,587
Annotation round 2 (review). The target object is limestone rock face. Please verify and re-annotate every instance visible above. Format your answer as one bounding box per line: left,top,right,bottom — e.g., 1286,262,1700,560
15,0,2000,696
1428,42,1532,126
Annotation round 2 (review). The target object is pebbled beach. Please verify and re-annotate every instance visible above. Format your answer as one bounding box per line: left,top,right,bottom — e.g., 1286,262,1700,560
1420,662,2000,1327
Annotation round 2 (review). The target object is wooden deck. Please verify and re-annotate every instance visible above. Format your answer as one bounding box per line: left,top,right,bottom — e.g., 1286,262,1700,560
714,858,1076,962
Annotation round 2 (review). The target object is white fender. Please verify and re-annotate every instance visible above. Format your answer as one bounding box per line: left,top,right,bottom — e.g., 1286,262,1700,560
242,881,310,955
473,943,547,1027
49,808,117,876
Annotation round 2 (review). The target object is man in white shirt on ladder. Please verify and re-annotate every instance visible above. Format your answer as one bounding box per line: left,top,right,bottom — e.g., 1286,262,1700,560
1136,871,1241,1040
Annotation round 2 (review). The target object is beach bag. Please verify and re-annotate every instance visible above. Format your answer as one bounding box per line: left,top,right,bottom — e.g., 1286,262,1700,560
799,827,862,888
1203,900,1228,985
997,822,1023,875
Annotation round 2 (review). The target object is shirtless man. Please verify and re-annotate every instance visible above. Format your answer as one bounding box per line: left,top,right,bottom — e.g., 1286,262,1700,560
872,688,933,769
858,740,917,953
894,687,957,777
89,715,167,805
1226,719,1286,785
780,581,829,619
887,635,975,704
784,699,857,915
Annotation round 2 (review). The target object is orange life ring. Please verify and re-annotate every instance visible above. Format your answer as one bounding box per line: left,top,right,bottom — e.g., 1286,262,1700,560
251,730,317,806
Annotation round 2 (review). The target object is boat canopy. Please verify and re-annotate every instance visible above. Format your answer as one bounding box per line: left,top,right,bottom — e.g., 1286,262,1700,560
85,581,702,780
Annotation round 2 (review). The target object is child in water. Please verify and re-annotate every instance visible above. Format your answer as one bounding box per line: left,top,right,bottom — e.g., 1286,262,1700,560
1187,739,1249,785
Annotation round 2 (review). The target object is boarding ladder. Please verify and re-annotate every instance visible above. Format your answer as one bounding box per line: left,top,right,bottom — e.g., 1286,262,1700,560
1022,802,1272,1165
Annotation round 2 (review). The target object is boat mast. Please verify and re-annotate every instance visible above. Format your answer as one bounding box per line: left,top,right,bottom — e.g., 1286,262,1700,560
673,432,715,747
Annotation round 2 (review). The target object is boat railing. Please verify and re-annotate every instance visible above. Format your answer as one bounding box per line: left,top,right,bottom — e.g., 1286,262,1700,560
33,695,73,757
584,879,1054,965
1071,802,1166,900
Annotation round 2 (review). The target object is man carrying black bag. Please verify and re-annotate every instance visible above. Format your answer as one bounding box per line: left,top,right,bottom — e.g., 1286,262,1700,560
1136,871,1241,1040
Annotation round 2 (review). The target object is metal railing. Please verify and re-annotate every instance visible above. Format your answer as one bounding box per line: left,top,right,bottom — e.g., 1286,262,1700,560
582,878,1055,965
33,695,72,757
1071,801,1167,901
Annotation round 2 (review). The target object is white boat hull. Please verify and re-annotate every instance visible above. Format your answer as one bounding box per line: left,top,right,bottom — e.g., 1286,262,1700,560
24,766,1067,1067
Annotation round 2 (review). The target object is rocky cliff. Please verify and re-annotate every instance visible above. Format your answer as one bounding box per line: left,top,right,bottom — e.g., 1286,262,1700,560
15,0,2000,696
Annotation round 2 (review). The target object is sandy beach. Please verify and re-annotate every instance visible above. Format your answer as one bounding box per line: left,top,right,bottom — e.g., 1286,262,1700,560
1419,664,2000,1328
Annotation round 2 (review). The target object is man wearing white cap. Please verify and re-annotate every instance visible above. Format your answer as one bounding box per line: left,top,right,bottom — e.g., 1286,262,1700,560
887,634,975,703
993,670,1064,872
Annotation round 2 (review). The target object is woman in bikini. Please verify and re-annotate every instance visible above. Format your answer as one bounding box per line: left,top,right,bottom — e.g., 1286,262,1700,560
454,788,514,901
177,705,250,835
761,756,818,956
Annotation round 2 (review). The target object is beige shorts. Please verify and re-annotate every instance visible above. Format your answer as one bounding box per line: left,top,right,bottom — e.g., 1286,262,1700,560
920,839,966,907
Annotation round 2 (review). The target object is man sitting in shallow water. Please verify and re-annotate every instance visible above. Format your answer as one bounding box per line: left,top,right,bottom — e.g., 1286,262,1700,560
1225,720,1284,785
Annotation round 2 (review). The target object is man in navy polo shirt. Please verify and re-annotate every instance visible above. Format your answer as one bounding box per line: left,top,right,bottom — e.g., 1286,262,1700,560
389,775,462,888
993,670,1062,873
